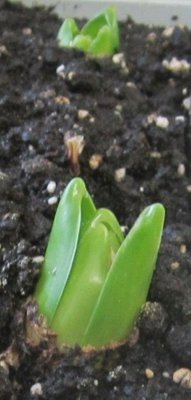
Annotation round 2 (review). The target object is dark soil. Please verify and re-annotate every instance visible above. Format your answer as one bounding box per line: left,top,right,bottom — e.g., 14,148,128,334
0,1,191,399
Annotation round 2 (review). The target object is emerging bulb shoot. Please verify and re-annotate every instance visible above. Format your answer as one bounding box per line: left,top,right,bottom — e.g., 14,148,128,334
35,178,165,348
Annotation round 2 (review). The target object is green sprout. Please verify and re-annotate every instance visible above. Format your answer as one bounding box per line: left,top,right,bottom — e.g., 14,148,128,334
57,7,120,57
35,178,165,348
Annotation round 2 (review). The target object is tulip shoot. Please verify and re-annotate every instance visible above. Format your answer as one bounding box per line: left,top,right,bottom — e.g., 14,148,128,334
35,178,165,348
57,7,119,57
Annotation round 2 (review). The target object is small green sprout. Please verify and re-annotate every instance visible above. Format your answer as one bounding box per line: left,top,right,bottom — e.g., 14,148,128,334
57,7,119,57
35,178,165,348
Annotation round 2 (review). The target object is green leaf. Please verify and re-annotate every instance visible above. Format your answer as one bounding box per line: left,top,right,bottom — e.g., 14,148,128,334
84,203,165,347
51,208,123,346
104,6,119,49
72,34,92,52
57,18,79,47
81,6,119,55
89,26,115,57
81,10,107,39
35,178,96,324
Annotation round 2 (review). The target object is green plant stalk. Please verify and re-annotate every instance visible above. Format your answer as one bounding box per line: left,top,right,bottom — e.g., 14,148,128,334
35,178,165,348
57,6,119,57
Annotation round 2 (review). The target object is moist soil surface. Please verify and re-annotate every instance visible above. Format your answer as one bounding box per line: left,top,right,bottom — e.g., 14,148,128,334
0,1,191,399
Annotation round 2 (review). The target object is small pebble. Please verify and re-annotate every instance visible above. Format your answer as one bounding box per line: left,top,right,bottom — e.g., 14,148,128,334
146,112,157,125
150,151,161,159
162,57,190,74
0,45,8,55
180,244,187,254
114,168,126,183
145,368,154,379
78,109,90,120
47,181,56,194
177,163,185,177
68,71,76,80
146,32,157,43
186,185,191,192
170,261,180,270
22,27,32,36
48,196,58,206
115,104,123,112
126,81,136,88
173,368,191,389
89,154,103,170
112,52,129,73
55,96,70,105
162,26,175,37
30,382,43,396
112,52,125,65
155,116,169,129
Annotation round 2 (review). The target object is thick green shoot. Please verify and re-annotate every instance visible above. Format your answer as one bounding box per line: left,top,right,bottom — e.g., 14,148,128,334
35,178,165,348
57,7,120,57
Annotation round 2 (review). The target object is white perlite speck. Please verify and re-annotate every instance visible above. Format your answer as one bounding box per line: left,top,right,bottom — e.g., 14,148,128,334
56,64,65,78
0,277,7,288
177,163,185,177
112,52,125,65
155,116,169,129
162,371,170,379
182,88,188,96
30,383,43,396
186,185,191,193
68,71,76,80
48,196,58,205
182,96,191,111
112,53,129,73
114,168,126,183
175,115,185,124
32,256,44,264
47,180,56,194
162,26,175,38
162,57,190,74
